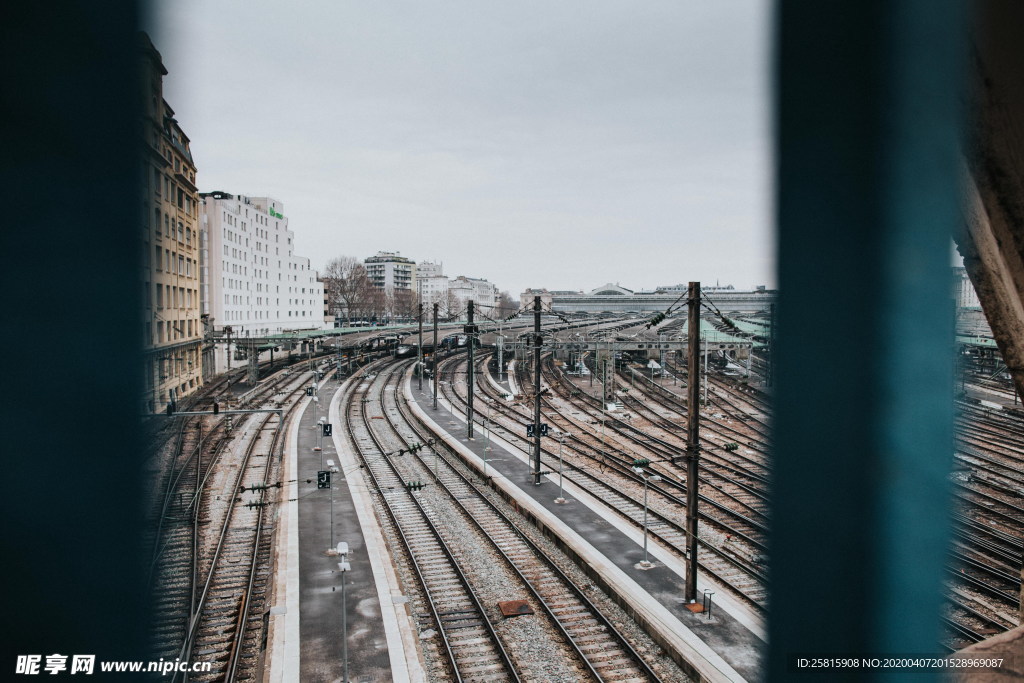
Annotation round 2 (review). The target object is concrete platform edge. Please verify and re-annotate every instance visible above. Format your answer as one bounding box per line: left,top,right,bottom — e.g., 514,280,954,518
330,374,426,682
405,378,746,683
264,391,309,683
506,360,520,397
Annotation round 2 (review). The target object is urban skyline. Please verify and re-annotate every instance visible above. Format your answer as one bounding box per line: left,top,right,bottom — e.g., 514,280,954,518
145,1,773,297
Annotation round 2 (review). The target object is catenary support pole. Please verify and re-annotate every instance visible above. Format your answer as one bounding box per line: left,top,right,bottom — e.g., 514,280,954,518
685,282,701,604
432,303,439,410
533,296,542,485
417,302,423,391
467,300,475,438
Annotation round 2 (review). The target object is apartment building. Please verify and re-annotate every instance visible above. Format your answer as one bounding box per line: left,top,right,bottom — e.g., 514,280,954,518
201,192,324,371
364,251,416,293
140,34,204,413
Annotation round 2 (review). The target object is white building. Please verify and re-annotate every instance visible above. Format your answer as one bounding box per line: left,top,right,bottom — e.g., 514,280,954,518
450,275,498,312
365,251,416,293
954,267,981,309
201,191,324,349
416,260,449,310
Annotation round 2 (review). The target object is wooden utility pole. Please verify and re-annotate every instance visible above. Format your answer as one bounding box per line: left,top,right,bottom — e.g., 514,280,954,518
467,300,475,438
432,303,438,410
533,295,543,485
685,281,701,604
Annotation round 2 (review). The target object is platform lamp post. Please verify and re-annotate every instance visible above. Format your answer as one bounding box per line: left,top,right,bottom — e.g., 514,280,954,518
555,432,569,504
337,542,351,683
311,376,320,423
329,458,338,547
633,467,662,568
482,399,493,453
317,416,326,468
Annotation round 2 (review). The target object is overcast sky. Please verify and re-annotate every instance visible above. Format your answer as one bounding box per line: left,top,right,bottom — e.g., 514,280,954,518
147,1,773,296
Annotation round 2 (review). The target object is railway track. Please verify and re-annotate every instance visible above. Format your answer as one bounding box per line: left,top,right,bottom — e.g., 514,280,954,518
344,359,685,680
440,352,769,611
145,359,326,681
344,362,519,681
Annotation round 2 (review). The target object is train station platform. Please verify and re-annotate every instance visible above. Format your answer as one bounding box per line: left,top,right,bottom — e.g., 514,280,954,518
265,369,423,683
407,375,766,683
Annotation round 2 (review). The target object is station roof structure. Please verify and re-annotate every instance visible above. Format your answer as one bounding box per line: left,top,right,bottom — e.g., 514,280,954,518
956,334,999,349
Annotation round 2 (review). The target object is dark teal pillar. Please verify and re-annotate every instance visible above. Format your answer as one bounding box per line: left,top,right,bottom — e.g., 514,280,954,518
0,0,146,664
770,1,965,680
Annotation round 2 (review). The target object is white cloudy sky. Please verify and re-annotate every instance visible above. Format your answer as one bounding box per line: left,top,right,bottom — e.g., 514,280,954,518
147,1,773,296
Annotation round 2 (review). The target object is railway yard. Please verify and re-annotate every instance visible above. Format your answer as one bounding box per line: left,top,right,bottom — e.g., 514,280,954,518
141,314,1023,682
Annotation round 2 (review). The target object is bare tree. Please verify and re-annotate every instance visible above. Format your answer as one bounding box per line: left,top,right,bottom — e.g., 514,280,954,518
365,286,386,323
444,290,462,319
394,289,417,320
496,290,517,318
322,256,372,326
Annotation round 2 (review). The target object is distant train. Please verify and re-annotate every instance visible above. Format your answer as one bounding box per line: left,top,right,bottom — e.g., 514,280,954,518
438,334,478,351
396,342,437,359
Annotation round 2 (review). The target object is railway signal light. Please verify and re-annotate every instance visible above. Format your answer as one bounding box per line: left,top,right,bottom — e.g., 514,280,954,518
405,481,425,491
633,458,650,468
212,401,219,415
724,442,739,451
